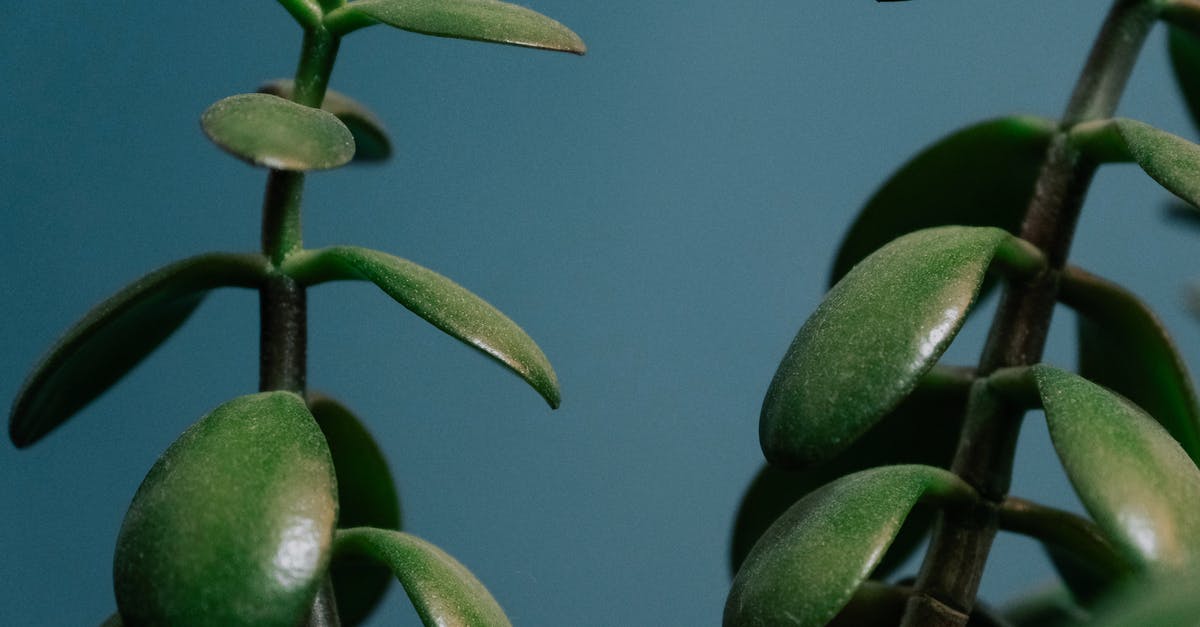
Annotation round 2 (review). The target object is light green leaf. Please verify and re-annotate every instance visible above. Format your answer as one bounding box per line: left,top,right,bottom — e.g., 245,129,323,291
761,226,1043,467
201,93,355,171
1069,117,1200,208
114,392,337,627
258,79,392,162
335,527,511,627
9,253,269,448
325,0,586,55
1060,266,1200,465
283,246,559,408
830,115,1054,286
725,465,976,627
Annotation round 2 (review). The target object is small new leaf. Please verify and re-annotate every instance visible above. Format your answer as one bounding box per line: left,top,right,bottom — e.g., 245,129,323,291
1069,117,1200,208
201,93,355,171
259,80,392,161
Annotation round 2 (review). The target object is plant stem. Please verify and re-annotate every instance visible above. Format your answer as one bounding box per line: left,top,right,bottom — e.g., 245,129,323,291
899,2,1157,625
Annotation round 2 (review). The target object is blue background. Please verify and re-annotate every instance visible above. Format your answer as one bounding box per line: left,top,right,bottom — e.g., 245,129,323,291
3,2,1198,625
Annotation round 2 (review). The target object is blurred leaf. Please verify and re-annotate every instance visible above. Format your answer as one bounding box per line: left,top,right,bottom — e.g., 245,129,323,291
9,253,269,447
724,465,976,627
1060,266,1200,465
325,0,586,54
114,392,337,627
258,79,391,161
335,527,511,627
1069,117,1200,208
830,115,1054,286
1030,365,1200,572
1168,25,1200,136
309,394,401,626
1089,571,1200,626
201,93,355,171
283,246,559,407
731,369,969,576
1002,585,1090,627
99,614,123,627
761,226,1043,467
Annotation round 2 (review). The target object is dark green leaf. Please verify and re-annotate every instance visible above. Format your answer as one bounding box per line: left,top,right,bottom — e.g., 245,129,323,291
325,0,586,54
761,226,1043,467
114,392,337,627
99,613,123,627
1168,25,1200,135
1002,585,1090,627
1070,117,1200,208
1030,365,1200,572
830,116,1055,286
9,253,269,447
335,527,511,627
1090,571,1200,627
283,246,559,408
725,465,976,627
201,93,355,171
1060,266,1200,466
258,79,392,162
309,394,401,627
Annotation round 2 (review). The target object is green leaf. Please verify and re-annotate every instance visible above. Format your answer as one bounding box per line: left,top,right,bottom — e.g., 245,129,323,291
1029,365,1200,572
258,79,392,162
335,527,511,627
1060,266,1200,466
1089,571,1200,627
9,253,269,448
761,226,1043,467
99,613,123,627
1069,117,1200,208
201,93,355,171
1168,25,1200,136
731,369,969,576
325,0,586,54
283,246,559,408
113,392,337,627
725,465,976,627
830,115,1055,286
309,394,401,627
1002,585,1090,627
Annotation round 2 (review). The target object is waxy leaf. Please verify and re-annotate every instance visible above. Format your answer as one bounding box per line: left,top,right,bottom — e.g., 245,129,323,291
201,93,355,171
1060,266,1200,465
1168,25,1200,135
259,79,392,162
283,246,559,407
1029,366,1200,572
309,394,401,626
725,465,975,627
830,115,1055,285
1070,117,1200,208
114,392,337,627
10,253,269,447
761,226,1043,468
335,527,511,627
326,0,586,55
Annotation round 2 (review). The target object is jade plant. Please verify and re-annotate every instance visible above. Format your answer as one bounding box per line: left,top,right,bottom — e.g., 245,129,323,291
728,1,1200,625
8,1,583,625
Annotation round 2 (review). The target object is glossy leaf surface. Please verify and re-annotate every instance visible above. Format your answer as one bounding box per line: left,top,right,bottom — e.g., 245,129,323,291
327,0,586,54
1070,117,1200,208
9,253,269,447
1060,266,1200,465
259,79,391,161
1168,26,1200,135
335,527,511,627
284,246,559,407
761,226,1042,467
830,115,1054,285
309,394,401,626
725,465,975,627
201,93,355,171
1032,366,1200,572
114,392,337,627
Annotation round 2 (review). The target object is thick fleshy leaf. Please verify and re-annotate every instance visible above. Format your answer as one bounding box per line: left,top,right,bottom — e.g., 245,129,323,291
258,79,391,162
325,0,586,54
114,392,337,627
1060,266,1200,465
1070,117,1200,208
309,394,401,626
201,93,355,171
1168,25,1200,135
1090,571,1200,627
830,115,1055,286
335,527,511,627
9,253,269,447
724,465,976,627
731,369,969,576
761,226,1043,467
1029,365,1200,572
283,246,559,407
